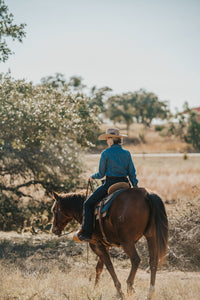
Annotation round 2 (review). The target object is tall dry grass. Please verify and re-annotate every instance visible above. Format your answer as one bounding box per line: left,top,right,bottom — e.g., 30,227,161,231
1,154,200,299
0,260,200,300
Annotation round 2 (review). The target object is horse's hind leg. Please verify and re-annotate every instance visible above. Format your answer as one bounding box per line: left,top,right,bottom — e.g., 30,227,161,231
90,243,125,300
146,236,158,299
122,242,141,296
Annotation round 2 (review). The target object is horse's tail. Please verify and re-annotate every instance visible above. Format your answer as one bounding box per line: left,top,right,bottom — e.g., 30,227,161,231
146,193,168,265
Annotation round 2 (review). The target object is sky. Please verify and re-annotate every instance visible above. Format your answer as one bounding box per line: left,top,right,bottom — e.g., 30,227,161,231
1,0,200,112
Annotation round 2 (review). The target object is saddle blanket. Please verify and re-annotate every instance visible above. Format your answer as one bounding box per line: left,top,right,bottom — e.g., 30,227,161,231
95,188,126,220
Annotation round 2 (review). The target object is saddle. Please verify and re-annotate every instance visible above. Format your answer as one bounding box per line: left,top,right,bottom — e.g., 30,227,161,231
73,182,130,244
94,182,130,220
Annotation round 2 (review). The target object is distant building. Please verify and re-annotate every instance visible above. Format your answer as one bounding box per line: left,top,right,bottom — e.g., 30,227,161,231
183,107,200,122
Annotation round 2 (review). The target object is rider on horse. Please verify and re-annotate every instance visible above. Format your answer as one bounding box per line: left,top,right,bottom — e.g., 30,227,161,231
78,128,138,242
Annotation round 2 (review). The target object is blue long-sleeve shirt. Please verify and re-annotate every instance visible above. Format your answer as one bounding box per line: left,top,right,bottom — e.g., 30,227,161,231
91,144,138,186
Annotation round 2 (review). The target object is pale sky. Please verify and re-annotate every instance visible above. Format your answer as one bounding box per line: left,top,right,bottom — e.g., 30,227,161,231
1,0,200,111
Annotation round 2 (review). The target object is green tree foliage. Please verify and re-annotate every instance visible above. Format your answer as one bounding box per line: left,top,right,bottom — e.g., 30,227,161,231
105,89,168,132
133,89,169,127
40,73,87,93
185,111,200,150
0,73,99,230
0,0,26,62
106,93,135,134
40,73,67,88
68,75,86,91
0,72,98,191
88,86,112,114
169,103,200,151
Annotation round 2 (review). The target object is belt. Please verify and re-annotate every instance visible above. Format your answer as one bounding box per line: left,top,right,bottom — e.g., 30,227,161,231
106,176,127,180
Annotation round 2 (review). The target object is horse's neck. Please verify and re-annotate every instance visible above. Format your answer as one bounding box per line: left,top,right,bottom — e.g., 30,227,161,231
63,193,84,224
72,206,83,224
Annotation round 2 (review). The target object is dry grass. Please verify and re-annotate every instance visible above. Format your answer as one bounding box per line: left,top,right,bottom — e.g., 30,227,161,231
0,256,200,300
99,123,189,153
1,151,200,299
85,155,200,207
133,157,200,205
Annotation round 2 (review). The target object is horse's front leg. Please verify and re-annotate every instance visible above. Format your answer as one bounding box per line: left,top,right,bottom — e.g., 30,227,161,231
90,244,104,287
90,243,124,300
95,257,104,286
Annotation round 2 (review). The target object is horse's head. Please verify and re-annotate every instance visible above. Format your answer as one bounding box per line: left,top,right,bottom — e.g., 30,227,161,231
51,191,73,236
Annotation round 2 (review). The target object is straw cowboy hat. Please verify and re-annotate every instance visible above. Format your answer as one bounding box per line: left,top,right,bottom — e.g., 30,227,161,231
98,128,128,140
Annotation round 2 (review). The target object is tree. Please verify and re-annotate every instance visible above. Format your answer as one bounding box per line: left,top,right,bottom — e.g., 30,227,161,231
68,76,86,91
0,73,100,230
0,0,26,62
106,93,136,134
40,74,88,94
88,85,112,114
40,73,67,88
0,73,99,227
133,89,169,127
169,103,200,151
105,89,169,133
185,111,200,150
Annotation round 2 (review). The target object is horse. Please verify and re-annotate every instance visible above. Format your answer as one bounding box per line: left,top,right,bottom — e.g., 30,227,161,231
51,187,168,299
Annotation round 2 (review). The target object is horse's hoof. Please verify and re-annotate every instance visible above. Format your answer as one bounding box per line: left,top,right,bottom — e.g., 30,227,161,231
127,285,135,296
117,292,125,300
146,285,155,300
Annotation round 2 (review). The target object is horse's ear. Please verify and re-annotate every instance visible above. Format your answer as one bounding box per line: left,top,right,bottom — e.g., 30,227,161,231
52,191,59,201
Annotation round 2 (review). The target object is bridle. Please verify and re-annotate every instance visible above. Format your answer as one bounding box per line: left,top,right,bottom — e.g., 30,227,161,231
53,179,94,237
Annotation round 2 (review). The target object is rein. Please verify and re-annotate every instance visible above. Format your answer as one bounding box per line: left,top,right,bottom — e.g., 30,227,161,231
85,179,94,200
58,229,75,237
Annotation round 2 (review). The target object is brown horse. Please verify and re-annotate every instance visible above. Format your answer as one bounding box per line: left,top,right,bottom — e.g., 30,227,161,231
51,188,168,299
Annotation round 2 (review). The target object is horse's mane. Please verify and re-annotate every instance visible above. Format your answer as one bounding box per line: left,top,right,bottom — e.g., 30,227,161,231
56,190,87,201
51,190,87,212
52,190,87,212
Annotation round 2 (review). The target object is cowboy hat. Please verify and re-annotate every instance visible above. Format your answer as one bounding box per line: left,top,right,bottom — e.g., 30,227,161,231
98,128,128,140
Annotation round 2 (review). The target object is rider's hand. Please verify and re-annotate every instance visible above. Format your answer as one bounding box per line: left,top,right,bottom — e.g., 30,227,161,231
89,176,94,181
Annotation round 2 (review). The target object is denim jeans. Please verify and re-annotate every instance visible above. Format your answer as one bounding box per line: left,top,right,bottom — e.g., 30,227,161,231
82,177,129,238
